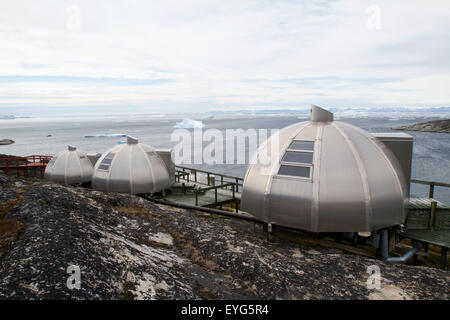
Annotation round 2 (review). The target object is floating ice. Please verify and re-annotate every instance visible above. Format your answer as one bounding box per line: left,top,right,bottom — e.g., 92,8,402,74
84,134,127,138
173,118,204,129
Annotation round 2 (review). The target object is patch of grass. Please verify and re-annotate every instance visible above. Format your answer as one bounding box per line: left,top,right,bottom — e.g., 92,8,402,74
116,206,150,217
165,225,223,273
116,205,171,220
0,197,26,260
119,281,136,300
0,197,23,218
0,218,25,259
193,281,217,300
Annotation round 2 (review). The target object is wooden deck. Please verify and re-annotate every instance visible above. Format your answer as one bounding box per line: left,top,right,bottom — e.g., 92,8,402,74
403,198,450,268
406,198,450,230
164,167,243,212
165,181,240,208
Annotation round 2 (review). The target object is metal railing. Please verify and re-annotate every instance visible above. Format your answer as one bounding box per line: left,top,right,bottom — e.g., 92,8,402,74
411,179,450,199
0,155,52,178
175,165,244,193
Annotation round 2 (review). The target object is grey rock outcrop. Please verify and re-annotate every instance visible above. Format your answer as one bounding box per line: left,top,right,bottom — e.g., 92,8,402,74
0,173,448,300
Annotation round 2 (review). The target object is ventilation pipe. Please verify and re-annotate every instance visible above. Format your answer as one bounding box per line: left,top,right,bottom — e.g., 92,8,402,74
380,229,418,263
311,104,334,122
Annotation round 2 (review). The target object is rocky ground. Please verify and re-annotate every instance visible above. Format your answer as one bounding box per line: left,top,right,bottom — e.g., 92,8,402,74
0,172,448,300
392,119,450,133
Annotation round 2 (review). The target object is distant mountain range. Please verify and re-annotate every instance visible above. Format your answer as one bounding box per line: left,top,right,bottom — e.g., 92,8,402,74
392,119,450,133
205,106,450,115
0,115,32,120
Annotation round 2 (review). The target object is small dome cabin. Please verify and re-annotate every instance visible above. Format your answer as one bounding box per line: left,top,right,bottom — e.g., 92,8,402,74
92,135,171,194
241,105,413,233
44,145,94,185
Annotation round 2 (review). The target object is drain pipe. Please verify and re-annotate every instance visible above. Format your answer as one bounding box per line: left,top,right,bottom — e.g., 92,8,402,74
142,195,263,224
380,229,418,263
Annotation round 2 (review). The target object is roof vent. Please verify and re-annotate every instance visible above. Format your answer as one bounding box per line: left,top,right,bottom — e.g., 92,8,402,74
68,145,77,151
127,135,139,145
311,105,333,122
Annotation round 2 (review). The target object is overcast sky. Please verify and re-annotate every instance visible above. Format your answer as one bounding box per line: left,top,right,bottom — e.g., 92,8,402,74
0,0,449,115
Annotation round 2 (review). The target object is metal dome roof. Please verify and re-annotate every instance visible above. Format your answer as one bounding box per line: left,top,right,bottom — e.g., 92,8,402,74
44,145,93,185
241,105,408,233
92,135,171,194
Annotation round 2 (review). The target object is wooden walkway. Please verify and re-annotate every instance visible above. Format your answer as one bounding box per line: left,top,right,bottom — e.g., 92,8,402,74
406,198,450,230
164,166,243,212
165,181,240,208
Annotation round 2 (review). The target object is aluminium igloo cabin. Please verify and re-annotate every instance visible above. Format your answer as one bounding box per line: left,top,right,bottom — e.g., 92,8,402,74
92,135,171,194
241,105,412,233
44,145,94,185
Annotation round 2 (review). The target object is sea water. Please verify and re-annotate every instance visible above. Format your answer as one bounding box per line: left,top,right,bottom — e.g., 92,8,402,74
0,113,449,203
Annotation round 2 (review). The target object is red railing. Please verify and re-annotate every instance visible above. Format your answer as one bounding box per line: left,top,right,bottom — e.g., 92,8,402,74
0,155,52,178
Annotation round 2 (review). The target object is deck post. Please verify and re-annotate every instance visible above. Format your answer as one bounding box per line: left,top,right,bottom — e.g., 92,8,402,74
194,170,197,182
214,187,218,205
429,183,435,198
195,190,198,206
207,172,210,185
428,201,437,230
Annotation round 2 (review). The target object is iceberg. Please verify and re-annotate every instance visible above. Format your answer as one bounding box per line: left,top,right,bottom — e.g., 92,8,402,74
84,134,127,138
173,118,204,129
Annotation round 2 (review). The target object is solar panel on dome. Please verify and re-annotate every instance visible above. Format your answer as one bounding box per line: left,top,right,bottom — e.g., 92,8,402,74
288,140,314,151
282,151,313,164
98,164,110,171
278,165,310,178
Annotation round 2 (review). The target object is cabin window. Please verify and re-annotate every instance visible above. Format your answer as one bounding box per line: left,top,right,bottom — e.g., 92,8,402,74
288,140,314,151
101,158,113,165
98,153,115,171
282,151,313,164
98,164,110,171
278,165,310,178
104,152,115,159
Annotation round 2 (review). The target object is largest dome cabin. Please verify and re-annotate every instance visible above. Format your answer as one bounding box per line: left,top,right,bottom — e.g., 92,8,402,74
241,105,413,233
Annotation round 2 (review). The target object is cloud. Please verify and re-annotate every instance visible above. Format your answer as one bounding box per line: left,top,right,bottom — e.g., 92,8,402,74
0,0,449,113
